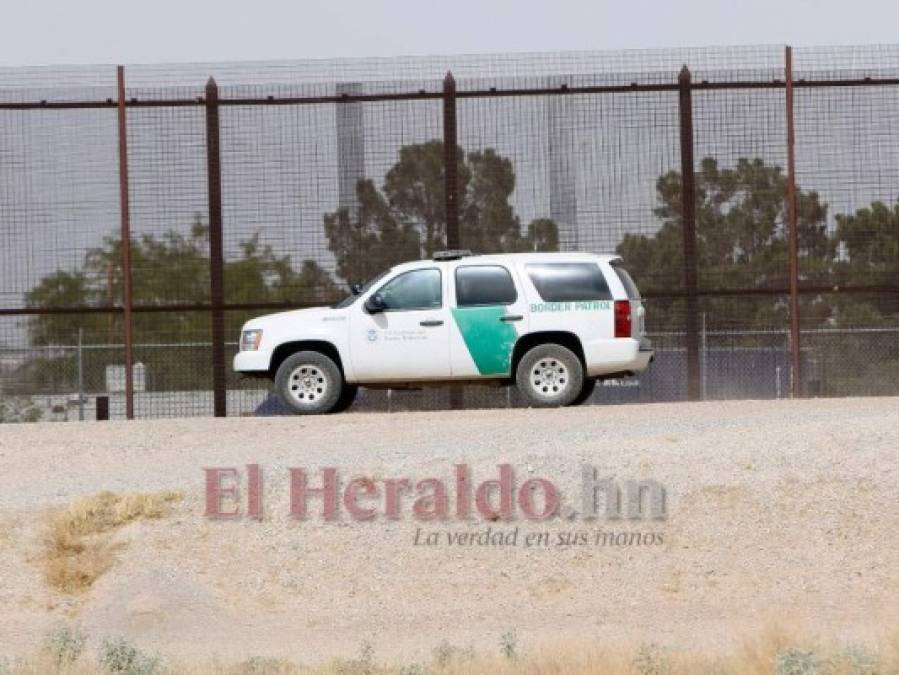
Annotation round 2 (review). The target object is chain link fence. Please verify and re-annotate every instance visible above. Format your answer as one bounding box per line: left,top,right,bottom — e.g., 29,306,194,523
2,326,895,421
1,45,897,421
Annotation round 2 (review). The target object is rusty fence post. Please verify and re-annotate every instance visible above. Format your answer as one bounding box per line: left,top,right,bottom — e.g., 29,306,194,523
678,66,701,402
205,77,227,417
116,65,135,419
443,71,463,410
443,71,460,250
784,46,802,398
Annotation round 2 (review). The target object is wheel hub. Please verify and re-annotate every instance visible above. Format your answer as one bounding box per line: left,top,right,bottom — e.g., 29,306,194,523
531,359,568,397
288,365,327,404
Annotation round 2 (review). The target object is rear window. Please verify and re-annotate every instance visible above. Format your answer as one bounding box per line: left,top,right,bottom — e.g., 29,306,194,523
455,265,517,306
611,262,641,300
525,263,611,302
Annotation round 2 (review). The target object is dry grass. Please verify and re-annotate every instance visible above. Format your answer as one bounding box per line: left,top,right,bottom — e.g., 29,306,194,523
41,491,182,594
5,628,897,675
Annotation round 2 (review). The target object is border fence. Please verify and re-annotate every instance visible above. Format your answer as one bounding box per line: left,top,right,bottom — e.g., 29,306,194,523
1,45,897,421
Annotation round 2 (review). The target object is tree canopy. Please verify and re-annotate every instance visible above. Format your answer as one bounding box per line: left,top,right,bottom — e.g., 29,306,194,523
613,157,892,328
324,140,559,285
835,200,899,287
25,215,337,346
618,157,831,289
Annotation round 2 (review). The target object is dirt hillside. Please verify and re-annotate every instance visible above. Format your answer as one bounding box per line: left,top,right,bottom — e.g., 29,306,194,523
0,398,897,663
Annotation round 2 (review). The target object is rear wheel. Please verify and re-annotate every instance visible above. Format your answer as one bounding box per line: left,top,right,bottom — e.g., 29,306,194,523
570,377,597,406
515,343,584,408
274,351,344,415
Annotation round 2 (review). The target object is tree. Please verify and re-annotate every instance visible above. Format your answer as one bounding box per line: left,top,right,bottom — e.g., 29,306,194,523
224,233,339,309
324,141,559,285
21,217,338,392
24,270,105,347
26,215,338,343
616,157,832,328
324,180,421,286
832,200,899,320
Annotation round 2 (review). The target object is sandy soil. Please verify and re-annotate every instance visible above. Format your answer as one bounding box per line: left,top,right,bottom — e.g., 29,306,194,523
0,398,897,663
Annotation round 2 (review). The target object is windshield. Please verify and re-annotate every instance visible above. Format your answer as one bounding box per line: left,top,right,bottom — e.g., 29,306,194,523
331,270,390,309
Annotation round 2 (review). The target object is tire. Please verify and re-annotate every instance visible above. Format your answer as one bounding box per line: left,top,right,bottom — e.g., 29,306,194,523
274,351,344,415
570,377,597,406
331,384,358,413
515,343,584,408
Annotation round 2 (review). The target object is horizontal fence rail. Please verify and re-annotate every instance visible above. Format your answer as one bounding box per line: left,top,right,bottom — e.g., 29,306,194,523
6,76,899,111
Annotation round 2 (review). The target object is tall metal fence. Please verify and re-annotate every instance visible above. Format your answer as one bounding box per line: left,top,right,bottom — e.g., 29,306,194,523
1,46,897,421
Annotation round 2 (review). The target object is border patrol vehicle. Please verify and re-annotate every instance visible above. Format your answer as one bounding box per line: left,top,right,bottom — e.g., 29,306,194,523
234,251,653,414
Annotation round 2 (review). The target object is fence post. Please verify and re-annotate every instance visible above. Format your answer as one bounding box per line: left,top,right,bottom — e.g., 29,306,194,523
116,65,135,420
96,396,110,421
443,71,460,249
784,46,802,397
77,327,85,421
678,65,701,402
443,71,463,409
205,77,227,418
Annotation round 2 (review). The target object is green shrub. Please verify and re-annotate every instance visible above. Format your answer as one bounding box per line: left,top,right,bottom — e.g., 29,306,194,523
44,624,86,666
431,641,473,667
632,643,672,675
232,656,290,674
500,629,518,660
395,665,427,675
841,644,878,675
775,647,820,675
99,638,160,675
0,396,43,423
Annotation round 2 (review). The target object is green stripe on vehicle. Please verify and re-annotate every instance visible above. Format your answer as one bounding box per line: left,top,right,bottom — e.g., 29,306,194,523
450,305,518,375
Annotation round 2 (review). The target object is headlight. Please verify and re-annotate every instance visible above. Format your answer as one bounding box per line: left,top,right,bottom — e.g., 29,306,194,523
240,329,263,351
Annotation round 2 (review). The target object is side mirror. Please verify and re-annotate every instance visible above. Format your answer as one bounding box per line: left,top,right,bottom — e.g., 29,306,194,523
364,293,386,314
350,282,364,296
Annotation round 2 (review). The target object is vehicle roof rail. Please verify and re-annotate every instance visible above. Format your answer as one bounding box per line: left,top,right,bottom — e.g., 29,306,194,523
432,249,473,261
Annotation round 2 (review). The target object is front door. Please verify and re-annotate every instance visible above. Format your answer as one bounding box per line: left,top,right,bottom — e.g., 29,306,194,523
349,266,451,381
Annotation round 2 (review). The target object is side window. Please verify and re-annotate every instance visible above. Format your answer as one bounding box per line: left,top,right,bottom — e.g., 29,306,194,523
525,263,612,302
455,265,517,306
611,262,641,300
375,268,442,311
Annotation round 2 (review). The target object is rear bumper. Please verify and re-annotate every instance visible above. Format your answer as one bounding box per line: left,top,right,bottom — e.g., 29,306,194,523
634,337,655,371
584,336,654,377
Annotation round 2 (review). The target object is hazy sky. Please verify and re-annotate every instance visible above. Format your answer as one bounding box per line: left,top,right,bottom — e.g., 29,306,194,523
1,0,895,67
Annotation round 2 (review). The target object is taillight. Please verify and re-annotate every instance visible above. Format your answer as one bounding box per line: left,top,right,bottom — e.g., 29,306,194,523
614,300,631,338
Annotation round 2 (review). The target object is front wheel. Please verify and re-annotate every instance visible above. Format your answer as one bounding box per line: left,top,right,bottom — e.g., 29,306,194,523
515,344,584,408
274,351,344,415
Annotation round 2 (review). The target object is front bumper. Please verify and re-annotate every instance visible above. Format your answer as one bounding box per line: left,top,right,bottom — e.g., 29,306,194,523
233,349,271,374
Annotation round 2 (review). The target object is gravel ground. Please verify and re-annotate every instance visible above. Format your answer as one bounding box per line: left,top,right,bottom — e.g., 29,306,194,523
0,398,897,663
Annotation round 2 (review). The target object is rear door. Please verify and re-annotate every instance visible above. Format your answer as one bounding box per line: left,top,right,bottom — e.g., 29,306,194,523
448,262,529,377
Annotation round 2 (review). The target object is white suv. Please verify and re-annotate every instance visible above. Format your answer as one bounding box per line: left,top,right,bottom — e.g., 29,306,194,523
234,251,653,414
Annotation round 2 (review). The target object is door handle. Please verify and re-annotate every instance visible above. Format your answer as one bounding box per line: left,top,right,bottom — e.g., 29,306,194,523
500,315,523,322
420,320,444,327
